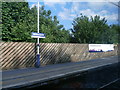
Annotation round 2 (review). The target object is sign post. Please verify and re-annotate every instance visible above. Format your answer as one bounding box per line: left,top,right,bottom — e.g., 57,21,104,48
31,32,45,68
36,2,40,68
31,2,46,68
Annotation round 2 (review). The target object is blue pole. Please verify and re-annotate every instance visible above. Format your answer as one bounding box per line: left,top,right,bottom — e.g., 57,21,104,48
35,53,40,68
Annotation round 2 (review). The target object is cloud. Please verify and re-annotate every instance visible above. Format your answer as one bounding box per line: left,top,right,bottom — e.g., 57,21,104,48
99,10,108,14
58,7,76,20
104,13,118,21
30,4,36,9
58,2,118,23
79,9,118,23
87,2,118,11
87,2,107,10
43,0,66,7
71,2,80,13
58,2,82,20
69,2,118,23
30,3,42,9
28,0,119,2
79,9,109,18
43,0,64,2
80,9,96,17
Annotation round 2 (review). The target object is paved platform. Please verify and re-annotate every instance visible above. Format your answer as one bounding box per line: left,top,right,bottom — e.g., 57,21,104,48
1,56,119,89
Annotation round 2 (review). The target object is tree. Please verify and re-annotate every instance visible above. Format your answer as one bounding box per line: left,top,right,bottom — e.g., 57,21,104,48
2,2,32,41
71,14,109,44
38,6,70,43
2,2,70,43
91,15,109,44
108,24,120,44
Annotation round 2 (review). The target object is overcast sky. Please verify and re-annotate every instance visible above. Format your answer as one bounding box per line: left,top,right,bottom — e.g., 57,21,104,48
28,0,119,30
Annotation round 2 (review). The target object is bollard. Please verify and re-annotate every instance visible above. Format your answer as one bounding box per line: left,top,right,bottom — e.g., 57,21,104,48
35,54,40,68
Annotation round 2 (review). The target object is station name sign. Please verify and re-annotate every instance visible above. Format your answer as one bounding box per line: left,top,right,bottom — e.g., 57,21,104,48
31,32,46,38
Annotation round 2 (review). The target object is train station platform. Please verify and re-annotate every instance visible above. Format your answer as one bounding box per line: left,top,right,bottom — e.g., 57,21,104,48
1,55,119,89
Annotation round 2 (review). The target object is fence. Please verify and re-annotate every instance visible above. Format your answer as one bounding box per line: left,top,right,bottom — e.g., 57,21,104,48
0,42,118,70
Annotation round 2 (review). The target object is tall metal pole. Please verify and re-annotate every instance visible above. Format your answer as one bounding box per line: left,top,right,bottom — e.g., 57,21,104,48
35,2,40,68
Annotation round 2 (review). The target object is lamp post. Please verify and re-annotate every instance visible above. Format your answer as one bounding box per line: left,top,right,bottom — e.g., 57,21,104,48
35,2,40,68
31,2,45,68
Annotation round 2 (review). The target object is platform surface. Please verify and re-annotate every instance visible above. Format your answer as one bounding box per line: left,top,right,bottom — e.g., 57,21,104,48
1,56,119,89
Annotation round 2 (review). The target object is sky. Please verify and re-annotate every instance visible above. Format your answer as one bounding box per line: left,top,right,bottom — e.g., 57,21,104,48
27,0,119,30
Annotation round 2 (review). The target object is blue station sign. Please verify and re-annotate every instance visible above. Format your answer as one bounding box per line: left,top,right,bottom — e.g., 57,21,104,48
31,32,46,38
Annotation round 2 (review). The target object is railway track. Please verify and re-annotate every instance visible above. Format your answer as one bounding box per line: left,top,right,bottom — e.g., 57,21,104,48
98,78,120,89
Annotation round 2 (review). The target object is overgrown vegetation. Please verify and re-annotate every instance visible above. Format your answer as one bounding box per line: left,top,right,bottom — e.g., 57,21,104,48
71,14,119,44
2,2,119,44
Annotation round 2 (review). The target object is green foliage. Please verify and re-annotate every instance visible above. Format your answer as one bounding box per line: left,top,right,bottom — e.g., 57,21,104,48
39,6,70,43
2,2,32,42
108,25,120,44
71,14,119,44
2,2,70,43
2,2,119,44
